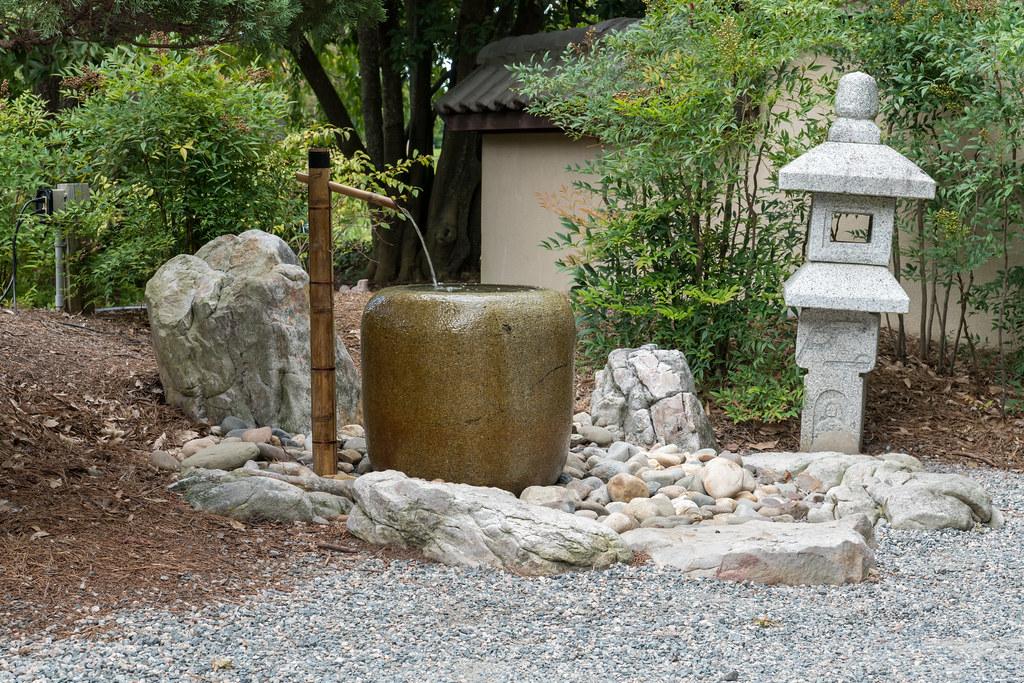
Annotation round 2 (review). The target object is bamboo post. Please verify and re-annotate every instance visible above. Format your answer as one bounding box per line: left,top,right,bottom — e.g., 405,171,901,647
307,148,337,477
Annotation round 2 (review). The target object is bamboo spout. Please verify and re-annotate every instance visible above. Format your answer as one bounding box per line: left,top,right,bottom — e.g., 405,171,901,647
295,172,399,211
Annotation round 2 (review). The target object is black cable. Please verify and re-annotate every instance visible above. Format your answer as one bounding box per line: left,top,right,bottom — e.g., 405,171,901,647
1,196,46,308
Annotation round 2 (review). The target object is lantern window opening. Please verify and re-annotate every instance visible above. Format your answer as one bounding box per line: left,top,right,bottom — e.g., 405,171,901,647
830,211,874,244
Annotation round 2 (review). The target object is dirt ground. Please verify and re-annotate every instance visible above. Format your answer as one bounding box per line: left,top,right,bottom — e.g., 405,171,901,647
1,291,1020,633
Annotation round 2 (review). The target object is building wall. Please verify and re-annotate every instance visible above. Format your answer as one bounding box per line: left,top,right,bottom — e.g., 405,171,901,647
479,129,1021,348
481,132,599,290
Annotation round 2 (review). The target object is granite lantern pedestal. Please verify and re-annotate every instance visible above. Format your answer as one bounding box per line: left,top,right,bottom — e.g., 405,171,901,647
779,72,936,453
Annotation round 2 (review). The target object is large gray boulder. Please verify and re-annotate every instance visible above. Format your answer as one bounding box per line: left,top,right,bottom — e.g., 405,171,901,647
868,471,993,530
622,518,875,585
347,471,633,575
745,451,996,530
590,345,717,451
169,468,351,523
145,230,359,434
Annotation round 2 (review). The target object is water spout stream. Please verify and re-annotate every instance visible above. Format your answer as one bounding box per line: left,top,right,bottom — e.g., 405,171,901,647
398,206,439,289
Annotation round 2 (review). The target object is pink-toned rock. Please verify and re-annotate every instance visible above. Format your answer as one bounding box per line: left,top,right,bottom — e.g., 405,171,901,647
242,427,273,444
180,436,217,459
621,519,874,585
607,473,649,503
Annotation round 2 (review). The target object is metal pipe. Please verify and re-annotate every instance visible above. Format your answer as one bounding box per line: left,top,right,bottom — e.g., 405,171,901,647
94,305,147,313
54,227,64,311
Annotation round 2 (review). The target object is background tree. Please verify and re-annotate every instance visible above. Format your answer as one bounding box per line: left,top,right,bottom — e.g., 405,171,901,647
1,0,642,286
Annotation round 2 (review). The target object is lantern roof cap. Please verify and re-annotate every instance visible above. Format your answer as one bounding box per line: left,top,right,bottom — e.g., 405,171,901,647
779,142,936,199
778,72,936,200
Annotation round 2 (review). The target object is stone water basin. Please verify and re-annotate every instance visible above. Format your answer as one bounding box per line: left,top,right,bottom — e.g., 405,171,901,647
361,284,575,494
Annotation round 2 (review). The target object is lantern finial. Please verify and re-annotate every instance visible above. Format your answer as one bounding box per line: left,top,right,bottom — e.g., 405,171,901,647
828,72,881,144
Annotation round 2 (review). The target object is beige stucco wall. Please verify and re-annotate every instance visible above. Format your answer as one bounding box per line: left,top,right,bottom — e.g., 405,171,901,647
480,127,1021,347
480,132,599,290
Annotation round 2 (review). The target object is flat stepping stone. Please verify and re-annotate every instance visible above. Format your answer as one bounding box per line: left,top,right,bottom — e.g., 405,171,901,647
621,519,874,585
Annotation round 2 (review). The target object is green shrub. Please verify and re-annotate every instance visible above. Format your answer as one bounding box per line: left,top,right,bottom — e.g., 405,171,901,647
0,49,426,309
517,0,842,422
854,0,1024,413
0,93,51,307
55,48,296,254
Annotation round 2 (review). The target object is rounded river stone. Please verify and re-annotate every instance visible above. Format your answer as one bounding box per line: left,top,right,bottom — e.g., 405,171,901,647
361,284,575,494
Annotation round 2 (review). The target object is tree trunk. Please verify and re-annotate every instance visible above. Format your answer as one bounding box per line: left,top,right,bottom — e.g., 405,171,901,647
367,0,410,286
368,0,536,285
32,47,63,114
916,200,928,359
512,0,544,35
400,0,437,282
357,21,386,169
288,35,365,159
426,129,481,279
380,0,406,165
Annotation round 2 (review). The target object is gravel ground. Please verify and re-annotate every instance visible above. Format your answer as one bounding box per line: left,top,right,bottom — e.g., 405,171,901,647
1,464,1021,683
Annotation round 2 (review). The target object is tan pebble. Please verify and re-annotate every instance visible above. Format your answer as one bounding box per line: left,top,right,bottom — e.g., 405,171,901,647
339,424,365,438
654,453,682,468
672,498,699,515
242,427,273,444
680,463,703,477
270,435,282,447
714,498,737,513
657,485,686,499
607,472,649,503
759,506,783,517
180,436,216,458
602,512,638,533
736,491,757,501
338,449,362,465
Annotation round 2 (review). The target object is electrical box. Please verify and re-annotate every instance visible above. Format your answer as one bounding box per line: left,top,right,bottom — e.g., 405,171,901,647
52,183,91,213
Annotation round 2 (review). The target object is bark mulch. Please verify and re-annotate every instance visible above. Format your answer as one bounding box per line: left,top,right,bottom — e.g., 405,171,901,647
705,331,1023,471
0,309,369,636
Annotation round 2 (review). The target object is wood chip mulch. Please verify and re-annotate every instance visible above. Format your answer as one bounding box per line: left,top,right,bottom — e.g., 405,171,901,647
704,331,1023,471
0,309,369,636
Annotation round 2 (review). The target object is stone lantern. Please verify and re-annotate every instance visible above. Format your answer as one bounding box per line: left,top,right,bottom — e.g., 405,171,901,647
779,72,935,454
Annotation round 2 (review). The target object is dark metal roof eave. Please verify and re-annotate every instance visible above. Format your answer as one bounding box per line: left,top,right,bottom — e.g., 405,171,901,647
435,17,638,117
441,110,561,133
